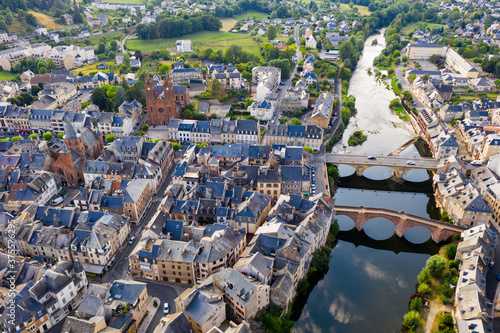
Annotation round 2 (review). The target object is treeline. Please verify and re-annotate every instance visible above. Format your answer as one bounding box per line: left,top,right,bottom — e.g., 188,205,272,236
199,45,260,66
213,0,270,18
11,57,58,74
136,13,221,40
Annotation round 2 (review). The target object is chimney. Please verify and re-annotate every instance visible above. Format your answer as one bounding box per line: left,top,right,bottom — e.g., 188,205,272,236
445,161,450,172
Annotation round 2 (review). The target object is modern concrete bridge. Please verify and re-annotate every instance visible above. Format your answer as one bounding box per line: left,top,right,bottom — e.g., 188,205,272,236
314,153,439,179
334,205,465,243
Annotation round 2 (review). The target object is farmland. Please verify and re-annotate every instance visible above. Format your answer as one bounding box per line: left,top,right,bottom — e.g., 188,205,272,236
339,4,372,16
29,11,67,30
221,18,238,32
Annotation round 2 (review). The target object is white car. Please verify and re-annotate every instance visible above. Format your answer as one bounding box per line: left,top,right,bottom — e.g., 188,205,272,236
163,303,169,314
407,160,415,165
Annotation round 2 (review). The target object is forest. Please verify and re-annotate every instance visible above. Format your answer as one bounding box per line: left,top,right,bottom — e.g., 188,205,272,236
136,13,222,40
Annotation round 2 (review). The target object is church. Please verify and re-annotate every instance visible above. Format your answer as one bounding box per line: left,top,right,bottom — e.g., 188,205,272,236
145,74,190,126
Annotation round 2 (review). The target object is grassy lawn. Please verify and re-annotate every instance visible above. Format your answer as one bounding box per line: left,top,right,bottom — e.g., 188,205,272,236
401,21,444,35
0,70,17,81
221,18,238,32
29,11,67,30
74,31,125,47
126,31,261,56
71,61,117,75
234,11,269,21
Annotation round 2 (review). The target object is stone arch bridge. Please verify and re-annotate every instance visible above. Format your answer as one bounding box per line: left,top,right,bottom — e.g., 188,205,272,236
334,205,465,243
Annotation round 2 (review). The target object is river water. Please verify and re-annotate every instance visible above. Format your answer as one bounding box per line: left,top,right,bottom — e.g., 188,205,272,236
294,30,440,332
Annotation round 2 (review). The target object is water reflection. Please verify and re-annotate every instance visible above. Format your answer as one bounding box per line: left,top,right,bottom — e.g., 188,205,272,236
363,217,396,241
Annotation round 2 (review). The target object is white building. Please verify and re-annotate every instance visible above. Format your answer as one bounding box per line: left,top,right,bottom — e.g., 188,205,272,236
251,66,281,100
248,99,275,120
176,40,193,53
306,35,317,49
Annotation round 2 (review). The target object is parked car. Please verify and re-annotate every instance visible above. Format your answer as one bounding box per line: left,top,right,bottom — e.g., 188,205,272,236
489,261,495,268
163,303,169,314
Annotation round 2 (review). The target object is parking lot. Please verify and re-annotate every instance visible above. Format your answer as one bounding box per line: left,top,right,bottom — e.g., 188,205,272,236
308,165,317,196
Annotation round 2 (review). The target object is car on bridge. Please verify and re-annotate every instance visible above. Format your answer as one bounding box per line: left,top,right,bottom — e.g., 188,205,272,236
407,160,416,165
367,156,376,160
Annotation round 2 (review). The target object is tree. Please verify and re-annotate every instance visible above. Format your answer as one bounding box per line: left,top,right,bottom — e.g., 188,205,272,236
339,67,352,80
28,134,39,139
426,255,446,278
11,136,22,141
417,282,431,294
106,134,116,143
269,59,291,79
142,124,149,132
241,70,252,84
110,40,118,51
290,118,301,125
438,313,454,330
303,147,313,153
43,132,54,141
136,130,144,136
403,311,420,329
445,243,457,260
0,20,7,31
97,43,106,54
57,133,64,139
172,142,180,151
210,79,225,99
158,64,170,75
409,297,422,312
417,267,431,284
92,87,109,111
266,25,277,41
279,117,288,124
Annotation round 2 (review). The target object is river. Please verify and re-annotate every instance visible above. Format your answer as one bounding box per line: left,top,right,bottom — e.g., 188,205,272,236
294,30,440,332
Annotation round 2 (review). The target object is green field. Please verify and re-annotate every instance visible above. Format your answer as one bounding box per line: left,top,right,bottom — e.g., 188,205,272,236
234,11,269,21
126,31,261,55
0,71,17,81
401,22,444,35
339,3,372,16
74,31,125,47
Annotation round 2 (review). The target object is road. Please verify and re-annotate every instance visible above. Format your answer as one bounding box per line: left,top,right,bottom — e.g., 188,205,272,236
270,24,301,124
121,26,137,53
314,153,439,170
71,164,180,333
61,89,93,111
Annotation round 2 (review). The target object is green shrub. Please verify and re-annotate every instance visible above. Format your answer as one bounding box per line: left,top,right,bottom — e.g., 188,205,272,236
417,283,431,294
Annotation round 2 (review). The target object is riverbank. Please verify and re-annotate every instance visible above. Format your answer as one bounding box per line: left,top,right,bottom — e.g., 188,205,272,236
401,242,459,333
257,221,340,333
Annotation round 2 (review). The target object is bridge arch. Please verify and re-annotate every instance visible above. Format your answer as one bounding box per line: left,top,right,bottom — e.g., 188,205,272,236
334,205,465,243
